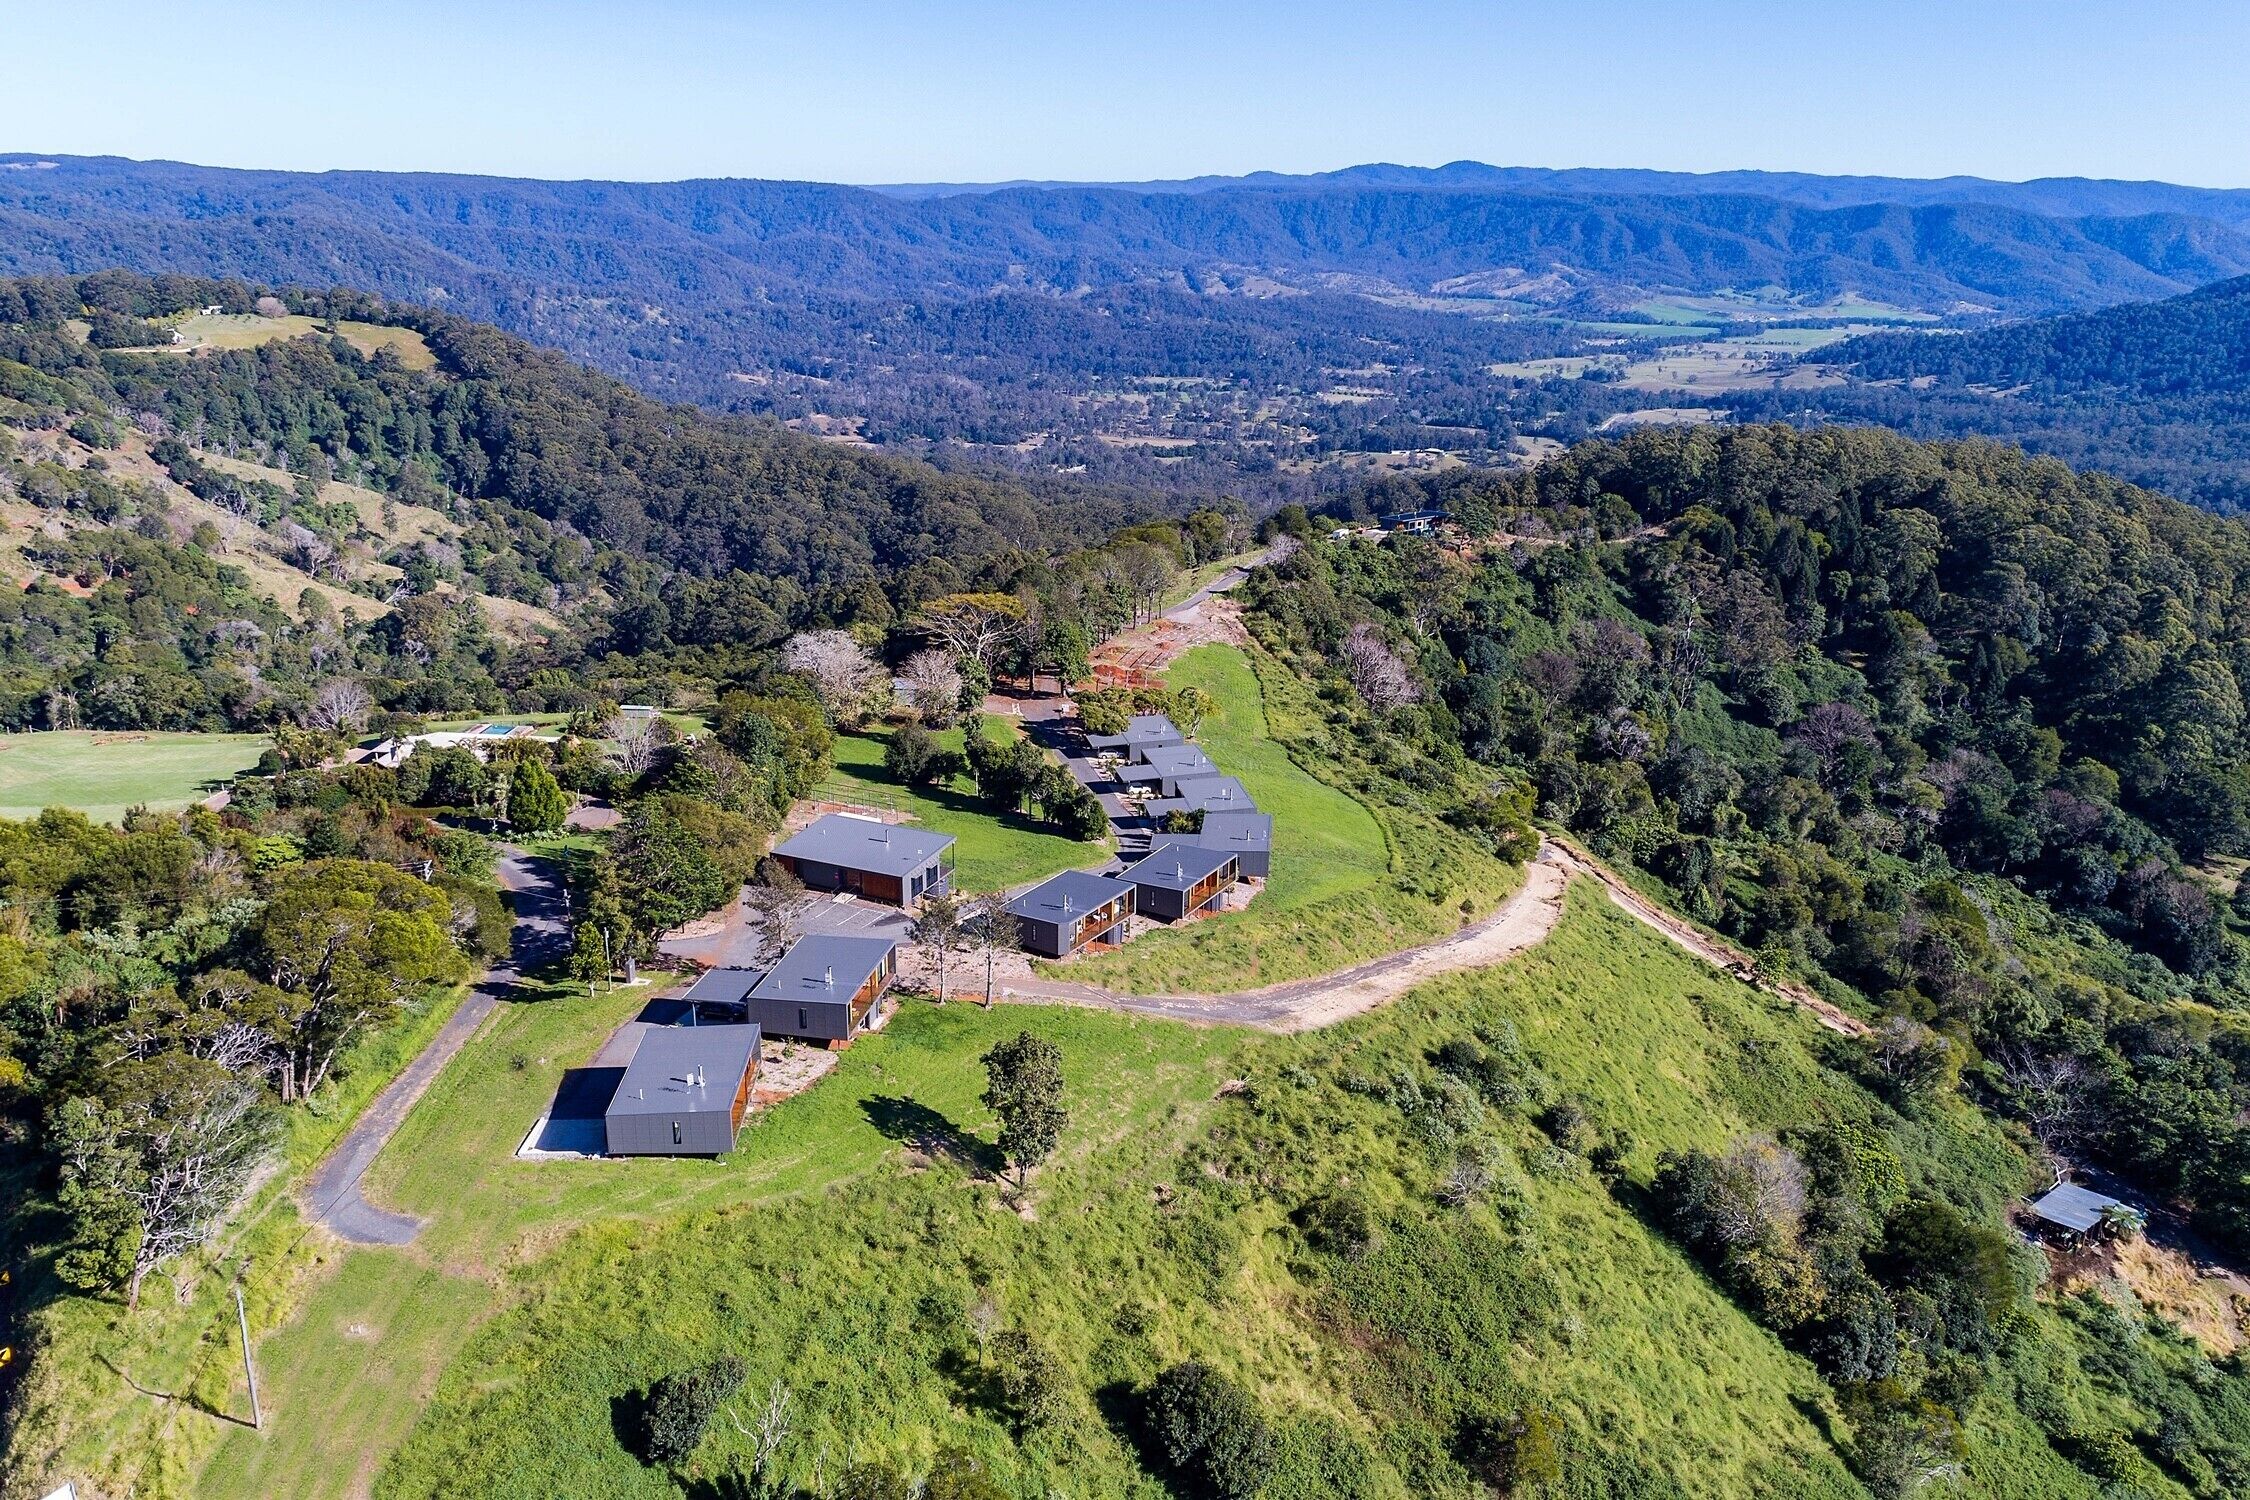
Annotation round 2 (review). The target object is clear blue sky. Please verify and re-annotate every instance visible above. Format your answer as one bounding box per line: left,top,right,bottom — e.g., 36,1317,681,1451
6,1,2248,187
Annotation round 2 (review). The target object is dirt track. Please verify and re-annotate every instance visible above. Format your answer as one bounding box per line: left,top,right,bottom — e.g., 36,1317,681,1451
999,838,1869,1037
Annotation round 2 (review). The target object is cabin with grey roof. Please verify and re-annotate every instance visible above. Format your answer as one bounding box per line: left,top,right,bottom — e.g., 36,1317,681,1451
604,1023,762,1156
773,813,954,905
1006,869,1135,957
1119,840,1241,920
746,933,899,1043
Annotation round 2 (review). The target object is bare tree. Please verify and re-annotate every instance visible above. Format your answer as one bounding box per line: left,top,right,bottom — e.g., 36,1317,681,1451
910,893,966,1003
968,1291,1003,1365
900,647,965,725
303,678,374,736
972,891,1023,1007
745,878,803,966
1990,1040,2093,1151
277,520,342,580
783,629,885,725
731,1379,794,1489
605,711,664,778
1340,624,1421,710
1111,542,1179,625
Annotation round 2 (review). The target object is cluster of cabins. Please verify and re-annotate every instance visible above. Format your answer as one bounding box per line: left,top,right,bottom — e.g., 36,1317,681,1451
595,713,1272,1154
602,930,902,1156
1001,711,1271,959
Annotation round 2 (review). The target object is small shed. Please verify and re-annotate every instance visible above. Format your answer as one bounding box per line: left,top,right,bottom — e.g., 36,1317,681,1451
2029,1183,2137,1243
1087,714,1184,762
1119,842,1240,922
773,814,954,905
1188,810,1273,878
604,1023,761,1156
1007,870,1135,958
746,934,898,1044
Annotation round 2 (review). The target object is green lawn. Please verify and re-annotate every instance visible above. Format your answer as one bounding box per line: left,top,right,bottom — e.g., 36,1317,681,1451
1060,645,1520,992
817,714,1102,894
0,730,268,823
197,988,1244,1499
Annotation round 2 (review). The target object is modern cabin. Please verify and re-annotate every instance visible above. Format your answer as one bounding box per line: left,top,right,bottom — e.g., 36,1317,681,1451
772,814,955,905
603,1023,761,1156
1114,743,1220,796
1145,774,1257,819
745,934,899,1044
1086,713,1184,762
1006,870,1135,958
1187,810,1273,878
1119,841,1240,921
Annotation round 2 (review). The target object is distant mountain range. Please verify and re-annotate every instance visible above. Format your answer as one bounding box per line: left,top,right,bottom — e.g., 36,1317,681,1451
8,153,2250,498
870,159,2250,228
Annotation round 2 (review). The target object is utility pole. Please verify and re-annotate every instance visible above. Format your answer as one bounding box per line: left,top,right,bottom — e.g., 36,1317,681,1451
599,928,612,993
234,1280,261,1430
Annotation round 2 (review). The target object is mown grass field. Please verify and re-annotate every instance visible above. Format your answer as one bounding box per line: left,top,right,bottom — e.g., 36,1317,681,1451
818,713,1101,893
0,730,268,822
362,887,2054,1499
1060,645,1520,992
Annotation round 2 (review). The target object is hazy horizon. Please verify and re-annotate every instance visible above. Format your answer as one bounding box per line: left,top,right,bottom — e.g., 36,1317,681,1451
6,1,2250,188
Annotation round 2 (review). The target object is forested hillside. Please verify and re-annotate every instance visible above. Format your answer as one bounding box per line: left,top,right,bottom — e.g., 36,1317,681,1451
1278,426,2250,1250
0,270,1207,728
1728,277,2250,511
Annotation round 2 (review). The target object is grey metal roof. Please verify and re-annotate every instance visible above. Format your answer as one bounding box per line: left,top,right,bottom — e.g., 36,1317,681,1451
1087,714,1181,750
1141,744,1218,777
607,1023,760,1118
1169,775,1256,813
750,933,896,1003
1006,870,1130,923
1121,841,1239,891
1194,811,1273,852
2031,1183,2126,1233
682,967,765,1005
775,814,954,877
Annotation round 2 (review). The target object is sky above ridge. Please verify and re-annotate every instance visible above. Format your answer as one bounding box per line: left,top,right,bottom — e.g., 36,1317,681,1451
6,1,2249,188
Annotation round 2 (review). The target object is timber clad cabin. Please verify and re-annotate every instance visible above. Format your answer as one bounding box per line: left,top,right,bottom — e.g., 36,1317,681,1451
745,934,898,1044
1186,810,1273,879
1120,841,1240,921
773,814,955,905
604,1023,761,1156
1087,713,1184,762
1006,870,1135,958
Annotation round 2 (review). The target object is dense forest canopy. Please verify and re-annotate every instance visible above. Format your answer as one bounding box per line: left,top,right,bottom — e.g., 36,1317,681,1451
1261,424,2250,1262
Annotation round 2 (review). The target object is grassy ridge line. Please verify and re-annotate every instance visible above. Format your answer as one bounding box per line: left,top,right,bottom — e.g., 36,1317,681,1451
1060,643,1520,993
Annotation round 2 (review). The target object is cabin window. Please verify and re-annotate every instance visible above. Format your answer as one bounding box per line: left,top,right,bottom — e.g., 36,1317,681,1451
799,1007,809,1031
672,1121,682,1146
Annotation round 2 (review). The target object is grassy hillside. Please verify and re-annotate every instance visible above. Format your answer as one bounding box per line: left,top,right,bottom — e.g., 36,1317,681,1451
367,887,2044,1498
1061,643,1520,992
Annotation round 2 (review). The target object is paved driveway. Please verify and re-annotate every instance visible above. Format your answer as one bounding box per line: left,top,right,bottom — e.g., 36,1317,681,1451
301,847,566,1245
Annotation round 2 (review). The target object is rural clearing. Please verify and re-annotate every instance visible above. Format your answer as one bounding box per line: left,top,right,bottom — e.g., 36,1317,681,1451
0,730,267,822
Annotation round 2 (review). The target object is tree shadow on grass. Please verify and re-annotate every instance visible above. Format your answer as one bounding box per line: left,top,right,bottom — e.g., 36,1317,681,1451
935,1344,1008,1423
860,1094,1002,1177
609,1386,653,1464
